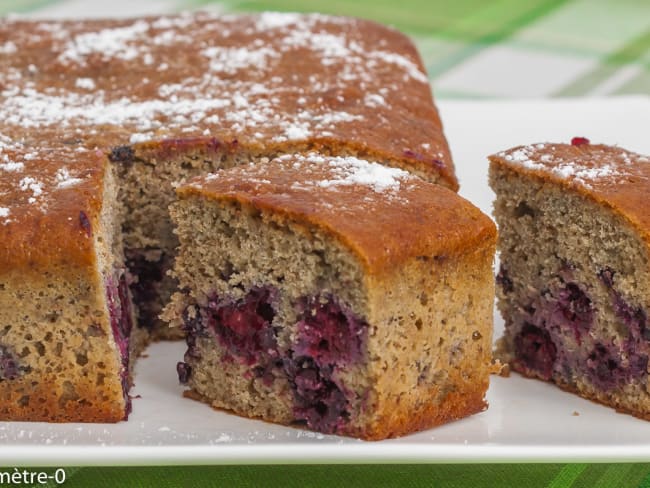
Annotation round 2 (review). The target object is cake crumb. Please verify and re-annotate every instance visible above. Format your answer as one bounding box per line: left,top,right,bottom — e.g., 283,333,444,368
491,359,510,377
572,411,580,416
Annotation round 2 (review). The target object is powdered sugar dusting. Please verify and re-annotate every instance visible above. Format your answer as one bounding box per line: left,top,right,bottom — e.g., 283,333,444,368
496,143,648,189
0,41,17,54
58,20,150,64
75,77,96,90
320,157,411,192
0,207,9,218
19,176,44,203
254,12,302,30
54,167,83,189
0,161,24,172
285,152,412,194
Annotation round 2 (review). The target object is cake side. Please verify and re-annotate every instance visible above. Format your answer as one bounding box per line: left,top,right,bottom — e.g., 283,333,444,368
363,242,495,439
168,153,496,439
0,161,134,421
490,142,650,418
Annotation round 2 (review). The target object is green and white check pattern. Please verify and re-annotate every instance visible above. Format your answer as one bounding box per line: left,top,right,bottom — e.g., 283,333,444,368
2,0,649,98
1,1,649,486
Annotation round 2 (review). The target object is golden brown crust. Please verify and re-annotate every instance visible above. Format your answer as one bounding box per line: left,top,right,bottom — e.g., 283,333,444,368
0,376,126,423
177,153,495,276
0,150,107,273
365,242,495,440
489,142,650,248
364,383,488,440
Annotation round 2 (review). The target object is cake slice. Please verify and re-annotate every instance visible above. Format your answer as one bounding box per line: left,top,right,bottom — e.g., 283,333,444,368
167,152,496,439
490,139,650,417
0,142,142,421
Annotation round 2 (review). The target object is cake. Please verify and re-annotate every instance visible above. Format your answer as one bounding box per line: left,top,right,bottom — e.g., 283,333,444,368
167,152,497,440
0,13,457,421
490,139,650,418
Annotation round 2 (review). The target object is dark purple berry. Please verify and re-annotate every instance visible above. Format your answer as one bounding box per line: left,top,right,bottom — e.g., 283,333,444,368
105,273,134,418
496,265,514,294
79,211,91,238
184,288,278,367
284,356,348,434
294,296,367,367
109,145,135,165
0,345,21,380
514,323,557,380
209,288,277,365
177,362,191,384
125,248,171,330
599,267,648,341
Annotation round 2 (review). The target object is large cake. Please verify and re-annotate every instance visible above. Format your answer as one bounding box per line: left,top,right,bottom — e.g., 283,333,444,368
0,12,459,422
167,152,497,440
490,139,650,418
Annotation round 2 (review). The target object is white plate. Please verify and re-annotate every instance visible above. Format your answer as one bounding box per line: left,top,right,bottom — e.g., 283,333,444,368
2,97,650,466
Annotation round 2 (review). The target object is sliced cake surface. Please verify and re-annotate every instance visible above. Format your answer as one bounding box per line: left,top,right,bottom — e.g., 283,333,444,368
1,12,456,343
490,140,650,418
168,152,496,439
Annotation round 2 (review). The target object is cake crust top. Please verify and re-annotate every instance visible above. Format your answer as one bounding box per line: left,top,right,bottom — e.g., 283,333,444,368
0,12,456,272
178,152,495,275
489,142,650,245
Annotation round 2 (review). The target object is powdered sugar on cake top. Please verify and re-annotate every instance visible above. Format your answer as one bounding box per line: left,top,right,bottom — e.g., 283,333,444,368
496,143,648,189
54,167,83,189
0,12,443,217
198,152,413,196
310,154,411,193
0,13,430,144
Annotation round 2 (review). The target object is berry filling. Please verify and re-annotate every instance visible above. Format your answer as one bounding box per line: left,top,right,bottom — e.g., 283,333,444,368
208,288,278,365
514,323,557,380
0,344,22,381
180,290,367,435
284,356,348,434
286,297,367,433
177,287,279,384
510,266,649,390
586,342,648,390
105,272,134,418
294,296,367,366
125,248,172,330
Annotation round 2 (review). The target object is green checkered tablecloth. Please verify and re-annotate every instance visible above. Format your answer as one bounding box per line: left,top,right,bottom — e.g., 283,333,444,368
1,0,649,486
